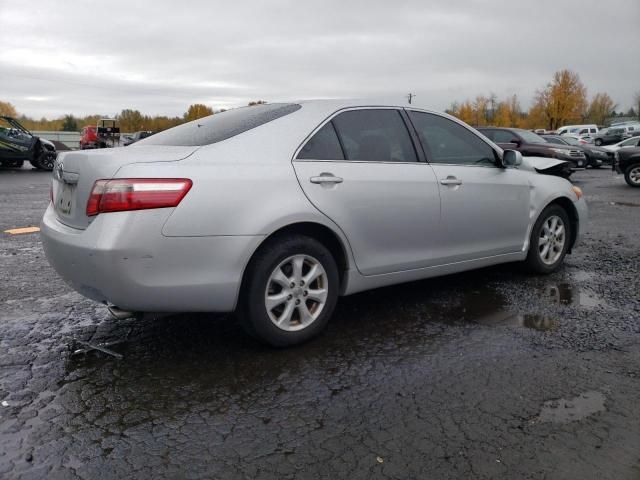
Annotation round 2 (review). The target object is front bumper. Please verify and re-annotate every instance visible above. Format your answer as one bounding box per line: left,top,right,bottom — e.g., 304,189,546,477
573,196,588,249
40,205,263,312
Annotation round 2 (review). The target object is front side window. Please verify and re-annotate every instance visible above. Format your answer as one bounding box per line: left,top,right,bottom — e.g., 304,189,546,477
410,112,496,166
296,122,344,160
331,109,417,163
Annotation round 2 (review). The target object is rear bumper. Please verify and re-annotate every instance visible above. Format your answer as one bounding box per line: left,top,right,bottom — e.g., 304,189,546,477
40,204,263,312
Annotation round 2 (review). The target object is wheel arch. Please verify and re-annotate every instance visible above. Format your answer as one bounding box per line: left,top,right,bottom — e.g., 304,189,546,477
238,221,352,307
543,196,579,253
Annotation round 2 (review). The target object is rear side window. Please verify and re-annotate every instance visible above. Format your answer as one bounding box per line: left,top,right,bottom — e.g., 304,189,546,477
137,103,301,147
297,122,344,160
331,109,417,162
409,112,496,166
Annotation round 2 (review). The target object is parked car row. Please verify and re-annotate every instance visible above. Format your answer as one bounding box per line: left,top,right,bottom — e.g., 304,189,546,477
479,127,585,174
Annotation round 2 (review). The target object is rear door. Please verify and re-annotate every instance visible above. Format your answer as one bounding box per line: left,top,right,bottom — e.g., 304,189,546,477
407,111,530,263
292,108,442,276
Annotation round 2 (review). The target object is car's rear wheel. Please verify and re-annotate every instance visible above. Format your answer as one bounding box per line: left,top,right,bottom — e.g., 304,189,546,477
238,235,339,346
624,165,640,187
525,205,571,274
594,139,603,146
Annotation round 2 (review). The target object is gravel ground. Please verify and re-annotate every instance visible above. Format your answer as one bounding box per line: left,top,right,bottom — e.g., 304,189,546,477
0,165,639,479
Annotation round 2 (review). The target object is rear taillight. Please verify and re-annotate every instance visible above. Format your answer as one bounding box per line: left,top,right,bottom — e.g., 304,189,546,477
86,178,192,216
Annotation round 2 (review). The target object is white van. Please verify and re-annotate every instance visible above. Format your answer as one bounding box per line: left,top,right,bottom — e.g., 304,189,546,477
557,124,599,137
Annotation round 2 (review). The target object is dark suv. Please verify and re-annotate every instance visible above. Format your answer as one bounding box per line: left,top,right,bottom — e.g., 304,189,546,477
614,146,640,187
478,127,586,169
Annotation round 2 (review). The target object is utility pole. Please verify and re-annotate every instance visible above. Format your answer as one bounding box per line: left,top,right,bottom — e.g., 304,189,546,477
407,93,416,104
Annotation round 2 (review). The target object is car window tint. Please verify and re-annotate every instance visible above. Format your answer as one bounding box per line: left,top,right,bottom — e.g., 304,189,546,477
297,122,344,160
409,112,496,166
137,103,301,147
331,109,417,162
492,130,520,144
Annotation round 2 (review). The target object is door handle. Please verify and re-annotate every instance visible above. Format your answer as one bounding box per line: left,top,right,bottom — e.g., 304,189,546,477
440,176,462,186
310,174,343,184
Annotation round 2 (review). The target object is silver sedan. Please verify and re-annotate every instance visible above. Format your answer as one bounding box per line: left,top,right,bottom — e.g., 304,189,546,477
41,100,587,346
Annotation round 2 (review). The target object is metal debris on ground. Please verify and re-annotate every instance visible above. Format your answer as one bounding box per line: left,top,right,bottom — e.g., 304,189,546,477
70,339,124,360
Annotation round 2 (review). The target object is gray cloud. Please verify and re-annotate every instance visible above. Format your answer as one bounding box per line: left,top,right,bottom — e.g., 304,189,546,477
1,0,638,118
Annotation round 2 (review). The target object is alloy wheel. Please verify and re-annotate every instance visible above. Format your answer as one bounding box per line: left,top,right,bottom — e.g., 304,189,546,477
629,166,640,186
265,254,328,331
538,215,566,265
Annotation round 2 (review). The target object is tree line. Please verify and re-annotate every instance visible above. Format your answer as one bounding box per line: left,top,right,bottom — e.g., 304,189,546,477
447,70,640,130
0,101,266,133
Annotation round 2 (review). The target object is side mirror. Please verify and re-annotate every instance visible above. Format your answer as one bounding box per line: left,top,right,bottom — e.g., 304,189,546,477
502,149,523,167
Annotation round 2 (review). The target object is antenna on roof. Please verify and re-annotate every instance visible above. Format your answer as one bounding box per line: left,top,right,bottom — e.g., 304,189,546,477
407,93,416,104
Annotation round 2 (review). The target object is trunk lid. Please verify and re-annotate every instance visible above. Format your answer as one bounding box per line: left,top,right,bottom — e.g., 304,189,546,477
52,145,197,229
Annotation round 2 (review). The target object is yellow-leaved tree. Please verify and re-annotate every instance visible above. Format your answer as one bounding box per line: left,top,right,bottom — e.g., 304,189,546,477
184,104,214,122
531,70,587,130
0,101,18,117
586,93,616,126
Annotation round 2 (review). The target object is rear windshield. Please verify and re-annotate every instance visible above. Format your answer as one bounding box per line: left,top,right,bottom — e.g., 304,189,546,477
137,103,301,146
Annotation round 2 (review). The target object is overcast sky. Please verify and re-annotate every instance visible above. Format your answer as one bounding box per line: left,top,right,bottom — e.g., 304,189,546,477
1,0,639,119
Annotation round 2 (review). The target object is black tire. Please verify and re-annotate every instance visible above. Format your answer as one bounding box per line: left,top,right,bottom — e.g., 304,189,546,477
594,139,603,146
525,204,571,274
31,150,55,171
238,235,339,347
624,164,640,188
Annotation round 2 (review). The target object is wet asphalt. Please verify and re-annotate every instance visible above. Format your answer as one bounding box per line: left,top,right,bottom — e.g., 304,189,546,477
0,165,639,479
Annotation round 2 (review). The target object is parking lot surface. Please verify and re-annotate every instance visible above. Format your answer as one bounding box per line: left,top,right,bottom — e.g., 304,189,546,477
1,165,639,479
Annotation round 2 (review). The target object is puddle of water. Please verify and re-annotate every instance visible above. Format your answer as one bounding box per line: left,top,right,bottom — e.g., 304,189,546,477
439,289,556,332
544,284,604,308
538,391,606,423
571,270,595,282
474,312,556,331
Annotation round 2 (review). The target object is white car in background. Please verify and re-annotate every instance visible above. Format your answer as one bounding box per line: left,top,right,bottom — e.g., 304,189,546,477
603,136,640,152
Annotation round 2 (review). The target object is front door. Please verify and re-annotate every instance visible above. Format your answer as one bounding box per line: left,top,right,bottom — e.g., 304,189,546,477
407,110,531,264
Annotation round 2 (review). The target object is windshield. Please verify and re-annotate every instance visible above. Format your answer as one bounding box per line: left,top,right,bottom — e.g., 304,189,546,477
515,129,547,144
562,136,581,146
0,117,33,142
138,103,301,147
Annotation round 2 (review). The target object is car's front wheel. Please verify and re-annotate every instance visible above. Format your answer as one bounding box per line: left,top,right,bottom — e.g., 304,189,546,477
238,235,339,347
525,205,571,274
594,139,603,146
624,164,640,187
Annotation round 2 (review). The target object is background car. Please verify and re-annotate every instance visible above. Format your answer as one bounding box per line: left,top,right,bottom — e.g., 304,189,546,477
556,124,598,137
544,134,612,167
79,126,102,149
41,100,587,346
613,146,640,187
122,131,155,146
593,127,629,146
603,136,640,152
478,127,587,170
0,115,56,170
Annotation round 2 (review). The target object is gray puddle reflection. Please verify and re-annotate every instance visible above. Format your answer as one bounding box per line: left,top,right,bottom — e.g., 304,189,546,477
442,274,602,332
538,391,606,423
